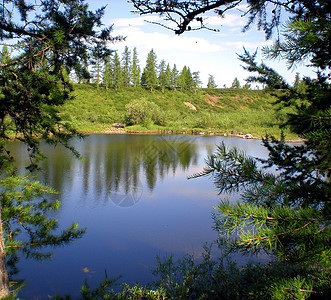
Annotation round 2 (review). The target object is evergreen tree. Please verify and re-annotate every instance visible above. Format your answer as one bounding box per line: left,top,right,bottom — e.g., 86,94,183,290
103,55,112,89
165,64,172,90
178,66,193,90
142,49,158,92
242,83,251,89
177,66,186,89
293,72,300,90
111,52,124,91
158,59,169,93
207,74,217,88
91,50,104,88
131,47,141,87
170,64,179,90
231,77,240,88
184,67,194,90
192,71,202,94
122,46,131,87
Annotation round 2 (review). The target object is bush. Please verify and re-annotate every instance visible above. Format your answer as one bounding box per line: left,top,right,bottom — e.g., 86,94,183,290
125,99,167,126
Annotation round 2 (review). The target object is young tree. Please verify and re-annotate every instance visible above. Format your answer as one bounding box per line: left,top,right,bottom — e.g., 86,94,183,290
111,52,124,91
192,71,202,94
0,0,120,296
231,77,240,89
91,52,104,88
293,72,300,90
165,64,172,90
158,59,170,93
142,49,158,92
131,47,141,87
103,55,112,89
122,46,131,87
184,67,194,90
170,64,179,90
178,66,193,90
207,74,217,88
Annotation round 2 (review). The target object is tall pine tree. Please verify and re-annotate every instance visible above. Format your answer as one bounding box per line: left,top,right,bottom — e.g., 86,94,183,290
170,64,179,90
131,47,141,87
122,46,131,87
158,59,169,93
142,49,158,92
207,74,217,88
112,52,124,91
192,71,202,94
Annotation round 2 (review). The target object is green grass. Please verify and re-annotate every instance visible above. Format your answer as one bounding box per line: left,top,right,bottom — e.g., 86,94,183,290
58,84,299,140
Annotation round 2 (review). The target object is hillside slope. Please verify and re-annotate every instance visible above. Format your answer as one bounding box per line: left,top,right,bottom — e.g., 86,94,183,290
58,84,295,138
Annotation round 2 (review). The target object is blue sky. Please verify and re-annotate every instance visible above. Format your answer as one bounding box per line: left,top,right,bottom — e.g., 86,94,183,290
89,0,315,88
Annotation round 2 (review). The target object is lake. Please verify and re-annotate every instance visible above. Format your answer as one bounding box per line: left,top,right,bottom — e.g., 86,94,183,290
8,134,270,299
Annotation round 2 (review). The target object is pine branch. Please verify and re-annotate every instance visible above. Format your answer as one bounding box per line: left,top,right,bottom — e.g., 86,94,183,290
243,221,312,243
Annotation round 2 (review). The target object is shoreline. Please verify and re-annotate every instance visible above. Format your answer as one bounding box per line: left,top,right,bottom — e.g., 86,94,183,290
79,128,303,143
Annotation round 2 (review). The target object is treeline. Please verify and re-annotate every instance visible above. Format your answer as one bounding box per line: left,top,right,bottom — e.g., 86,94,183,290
68,45,307,92
79,46,208,93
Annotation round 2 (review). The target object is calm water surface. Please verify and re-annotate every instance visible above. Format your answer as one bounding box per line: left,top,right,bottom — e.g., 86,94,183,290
9,134,270,299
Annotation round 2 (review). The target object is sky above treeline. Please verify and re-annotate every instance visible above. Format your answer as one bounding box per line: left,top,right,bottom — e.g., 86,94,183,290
91,1,315,87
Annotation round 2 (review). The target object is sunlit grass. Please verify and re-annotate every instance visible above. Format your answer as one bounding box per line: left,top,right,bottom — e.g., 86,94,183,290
58,84,299,140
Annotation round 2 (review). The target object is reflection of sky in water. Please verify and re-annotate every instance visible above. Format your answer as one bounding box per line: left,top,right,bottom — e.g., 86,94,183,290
8,134,272,299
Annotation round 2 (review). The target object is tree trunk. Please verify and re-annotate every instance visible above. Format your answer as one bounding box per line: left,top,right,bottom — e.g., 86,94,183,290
0,209,9,298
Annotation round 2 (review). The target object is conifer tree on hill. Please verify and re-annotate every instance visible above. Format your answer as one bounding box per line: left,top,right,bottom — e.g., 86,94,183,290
207,74,217,88
142,49,158,92
158,59,170,93
111,52,124,91
0,0,120,296
131,47,141,87
170,64,179,90
122,46,131,87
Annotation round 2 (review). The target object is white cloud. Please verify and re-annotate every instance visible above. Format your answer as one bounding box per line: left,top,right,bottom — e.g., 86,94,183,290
112,26,223,54
111,15,162,27
224,39,273,50
205,14,245,28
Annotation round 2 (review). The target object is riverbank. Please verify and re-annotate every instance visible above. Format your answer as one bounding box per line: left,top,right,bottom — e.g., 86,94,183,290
80,127,303,143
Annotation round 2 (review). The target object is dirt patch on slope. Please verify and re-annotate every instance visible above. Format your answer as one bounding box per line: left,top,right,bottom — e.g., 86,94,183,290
184,101,197,110
204,95,223,108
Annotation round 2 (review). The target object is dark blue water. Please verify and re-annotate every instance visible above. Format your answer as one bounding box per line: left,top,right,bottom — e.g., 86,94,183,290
8,134,270,299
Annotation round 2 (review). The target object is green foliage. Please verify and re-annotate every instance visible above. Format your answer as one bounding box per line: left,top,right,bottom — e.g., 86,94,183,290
0,0,116,295
178,66,194,90
125,99,166,127
231,77,241,89
238,49,289,90
142,49,158,92
263,19,331,70
53,242,329,299
207,74,217,88
190,138,330,297
56,84,297,138
122,46,132,87
131,47,141,87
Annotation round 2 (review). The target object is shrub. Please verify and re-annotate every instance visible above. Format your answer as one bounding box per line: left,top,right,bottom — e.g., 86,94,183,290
125,99,166,126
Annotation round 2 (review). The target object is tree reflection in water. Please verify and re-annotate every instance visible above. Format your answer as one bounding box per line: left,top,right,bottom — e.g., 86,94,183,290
11,134,199,207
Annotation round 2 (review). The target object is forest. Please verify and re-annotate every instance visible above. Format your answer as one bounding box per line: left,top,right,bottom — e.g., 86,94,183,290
77,46,244,91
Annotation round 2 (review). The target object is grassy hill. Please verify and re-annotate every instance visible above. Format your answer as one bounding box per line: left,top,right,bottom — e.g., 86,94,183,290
58,84,297,139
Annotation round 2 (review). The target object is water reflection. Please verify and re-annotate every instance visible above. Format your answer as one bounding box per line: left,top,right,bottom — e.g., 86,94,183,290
7,134,271,299
12,134,199,207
